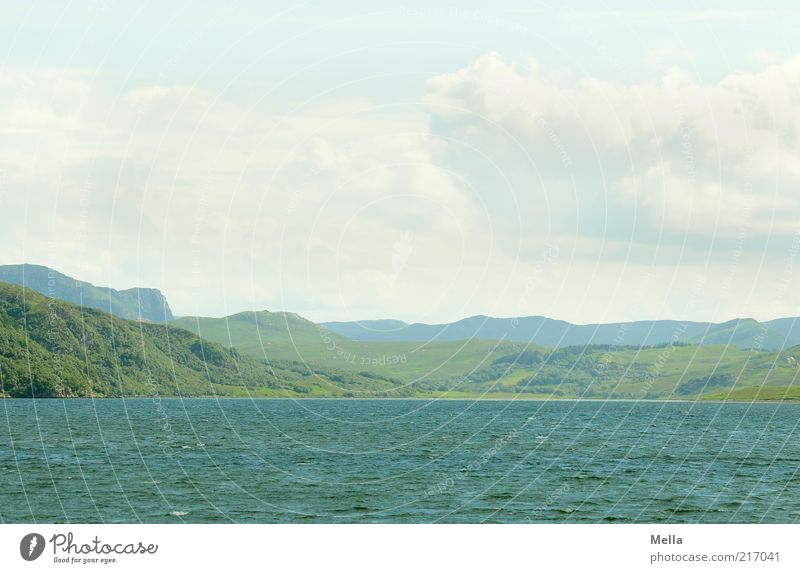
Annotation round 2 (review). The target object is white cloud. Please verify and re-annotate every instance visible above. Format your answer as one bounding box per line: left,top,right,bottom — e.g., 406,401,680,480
3,55,800,324
425,52,800,239
0,69,490,321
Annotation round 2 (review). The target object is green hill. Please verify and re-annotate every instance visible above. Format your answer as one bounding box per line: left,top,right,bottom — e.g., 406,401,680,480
4,282,800,401
172,310,350,361
0,264,173,321
0,284,403,398
437,343,800,399
172,312,521,382
702,385,800,401
172,312,800,400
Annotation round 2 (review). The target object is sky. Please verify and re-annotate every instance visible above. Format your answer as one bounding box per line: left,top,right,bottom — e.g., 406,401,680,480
2,1,800,324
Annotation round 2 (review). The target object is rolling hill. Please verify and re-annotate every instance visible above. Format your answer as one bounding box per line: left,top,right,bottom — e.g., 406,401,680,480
171,311,521,382
171,311,800,400
437,343,800,400
3,266,800,400
0,284,404,398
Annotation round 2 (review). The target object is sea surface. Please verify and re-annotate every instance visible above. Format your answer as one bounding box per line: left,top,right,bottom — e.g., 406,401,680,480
1,399,799,523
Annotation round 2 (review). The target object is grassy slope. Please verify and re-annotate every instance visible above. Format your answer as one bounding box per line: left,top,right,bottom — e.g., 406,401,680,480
0,284,403,398
171,313,800,400
4,284,799,400
703,385,800,401
474,344,800,399
172,312,522,382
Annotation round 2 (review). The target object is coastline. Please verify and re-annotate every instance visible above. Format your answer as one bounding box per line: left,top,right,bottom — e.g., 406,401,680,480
2,395,798,403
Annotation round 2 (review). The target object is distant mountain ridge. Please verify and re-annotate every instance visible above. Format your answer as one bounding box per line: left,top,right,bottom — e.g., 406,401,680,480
4,263,800,352
322,315,800,351
170,309,800,400
0,264,173,322
3,276,800,400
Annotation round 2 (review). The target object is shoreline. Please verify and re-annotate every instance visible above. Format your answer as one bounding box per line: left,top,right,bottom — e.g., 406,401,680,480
2,396,798,404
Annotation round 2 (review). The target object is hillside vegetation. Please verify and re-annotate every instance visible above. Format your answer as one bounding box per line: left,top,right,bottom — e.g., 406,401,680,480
172,312,800,400
3,280,800,401
422,343,800,399
0,284,403,398
172,311,521,382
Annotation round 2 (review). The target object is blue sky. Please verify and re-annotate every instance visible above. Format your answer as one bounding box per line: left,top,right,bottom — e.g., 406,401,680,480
1,1,799,324
4,2,797,83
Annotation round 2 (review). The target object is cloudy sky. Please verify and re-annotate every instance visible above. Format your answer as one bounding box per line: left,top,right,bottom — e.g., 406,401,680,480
2,1,800,324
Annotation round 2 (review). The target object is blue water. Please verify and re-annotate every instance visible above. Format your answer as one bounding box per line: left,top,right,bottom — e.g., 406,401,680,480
1,399,799,523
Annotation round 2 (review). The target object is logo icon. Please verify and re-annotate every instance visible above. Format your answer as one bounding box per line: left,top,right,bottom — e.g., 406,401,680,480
20,533,46,561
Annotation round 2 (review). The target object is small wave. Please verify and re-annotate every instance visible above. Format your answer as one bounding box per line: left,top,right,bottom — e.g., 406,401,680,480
485,492,513,501
169,511,189,516
669,507,705,514
601,515,627,522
